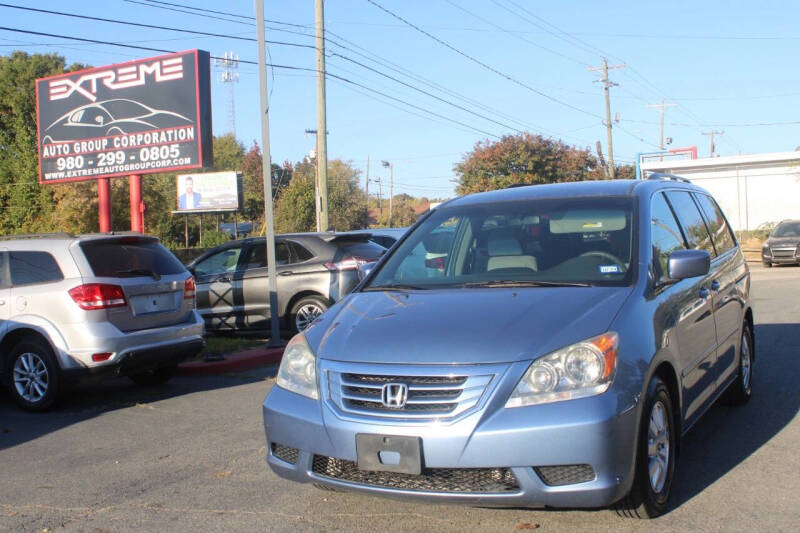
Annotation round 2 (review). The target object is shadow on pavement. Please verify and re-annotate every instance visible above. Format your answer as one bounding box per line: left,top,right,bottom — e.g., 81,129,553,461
670,322,800,510
0,365,278,451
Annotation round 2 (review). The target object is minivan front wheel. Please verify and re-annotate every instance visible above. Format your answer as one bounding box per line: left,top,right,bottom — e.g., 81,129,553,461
8,339,61,412
619,376,676,519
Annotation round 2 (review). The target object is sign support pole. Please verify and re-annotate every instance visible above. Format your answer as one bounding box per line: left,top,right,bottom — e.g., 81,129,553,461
256,0,283,347
98,178,112,232
129,175,144,233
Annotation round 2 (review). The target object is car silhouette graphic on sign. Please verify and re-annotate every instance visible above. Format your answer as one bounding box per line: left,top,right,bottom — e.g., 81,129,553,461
41,99,193,144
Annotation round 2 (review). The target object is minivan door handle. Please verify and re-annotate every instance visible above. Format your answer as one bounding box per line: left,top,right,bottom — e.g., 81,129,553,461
710,280,720,292
278,271,293,276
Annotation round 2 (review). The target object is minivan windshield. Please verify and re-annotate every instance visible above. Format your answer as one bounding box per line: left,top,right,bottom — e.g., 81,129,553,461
366,196,635,289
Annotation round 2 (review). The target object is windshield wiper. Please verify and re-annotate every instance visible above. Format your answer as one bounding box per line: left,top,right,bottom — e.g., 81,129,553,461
115,269,161,281
362,283,430,292
459,280,591,288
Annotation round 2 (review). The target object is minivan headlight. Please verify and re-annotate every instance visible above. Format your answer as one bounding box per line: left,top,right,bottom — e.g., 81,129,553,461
506,332,618,408
276,333,318,399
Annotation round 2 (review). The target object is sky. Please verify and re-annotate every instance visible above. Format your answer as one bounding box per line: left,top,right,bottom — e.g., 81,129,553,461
3,0,800,198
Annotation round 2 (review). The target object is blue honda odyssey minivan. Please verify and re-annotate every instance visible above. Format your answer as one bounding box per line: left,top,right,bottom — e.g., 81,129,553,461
263,176,753,518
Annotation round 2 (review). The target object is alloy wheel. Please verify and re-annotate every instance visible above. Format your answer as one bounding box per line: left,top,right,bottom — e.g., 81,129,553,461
295,303,324,331
647,400,670,494
741,330,752,392
13,352,50,403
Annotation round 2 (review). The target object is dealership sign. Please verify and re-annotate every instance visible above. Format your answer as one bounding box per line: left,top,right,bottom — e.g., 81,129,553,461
175,171,242,213
35,50,213,184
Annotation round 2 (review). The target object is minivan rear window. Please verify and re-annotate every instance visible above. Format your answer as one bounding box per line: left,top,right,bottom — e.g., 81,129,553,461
80,240,186,277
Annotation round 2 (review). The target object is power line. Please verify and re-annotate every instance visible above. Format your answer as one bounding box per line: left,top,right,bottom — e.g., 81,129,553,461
0,3,314,50
364,0,602,120
443,0,590,67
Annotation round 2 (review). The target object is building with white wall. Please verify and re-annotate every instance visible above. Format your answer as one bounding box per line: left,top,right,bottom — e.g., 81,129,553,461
641,151,800,231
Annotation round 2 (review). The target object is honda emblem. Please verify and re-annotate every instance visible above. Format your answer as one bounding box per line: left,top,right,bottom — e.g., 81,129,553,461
381,383,408,408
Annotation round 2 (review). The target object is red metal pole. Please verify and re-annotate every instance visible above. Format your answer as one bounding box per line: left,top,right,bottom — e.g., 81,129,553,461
97,178,112,233
129,174,144,233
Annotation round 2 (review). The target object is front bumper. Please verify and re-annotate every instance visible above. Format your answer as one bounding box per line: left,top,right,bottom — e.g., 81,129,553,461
762,247,800,264
262,378,639,509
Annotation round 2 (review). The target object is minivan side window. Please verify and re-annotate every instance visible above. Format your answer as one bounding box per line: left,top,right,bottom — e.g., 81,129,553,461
651,193,687,282
193,247,242,276
693,193,735,255
9,251,64,285
665,191,716,257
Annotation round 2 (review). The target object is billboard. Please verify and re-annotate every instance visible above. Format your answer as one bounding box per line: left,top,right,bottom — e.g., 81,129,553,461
35,49,213,184
175,172,241,213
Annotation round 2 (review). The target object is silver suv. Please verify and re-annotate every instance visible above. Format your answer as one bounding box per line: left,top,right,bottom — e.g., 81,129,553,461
0,233,204,411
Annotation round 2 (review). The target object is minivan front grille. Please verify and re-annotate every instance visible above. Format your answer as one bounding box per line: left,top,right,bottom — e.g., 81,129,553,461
324,363,499,421
312,455,519,493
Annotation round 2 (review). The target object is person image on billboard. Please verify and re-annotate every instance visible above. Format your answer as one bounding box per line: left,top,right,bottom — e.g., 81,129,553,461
179,176,202,210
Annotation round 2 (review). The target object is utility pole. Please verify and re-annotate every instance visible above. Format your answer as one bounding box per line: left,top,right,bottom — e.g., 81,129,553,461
365,155,370,228
375,177,383,219
588,58,625,178
315,0,329,232
255,0,282,346
646,99,677,152
381,160,393,227
702,130,724,157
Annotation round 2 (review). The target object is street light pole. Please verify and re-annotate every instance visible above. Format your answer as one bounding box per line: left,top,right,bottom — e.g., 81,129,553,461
255,0,282,346
381,160,393,228
314,0,329,232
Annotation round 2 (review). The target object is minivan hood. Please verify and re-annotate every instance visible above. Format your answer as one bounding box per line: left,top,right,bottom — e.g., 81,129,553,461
309,287,633,365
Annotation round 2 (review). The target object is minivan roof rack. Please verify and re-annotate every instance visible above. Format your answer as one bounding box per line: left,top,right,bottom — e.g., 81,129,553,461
646,172,691,184
0,232,75,241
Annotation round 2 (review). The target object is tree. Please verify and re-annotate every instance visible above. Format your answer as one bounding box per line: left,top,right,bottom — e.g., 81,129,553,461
375,193,420,228
0,52,86,234
274,158,367,233
454,133,605,194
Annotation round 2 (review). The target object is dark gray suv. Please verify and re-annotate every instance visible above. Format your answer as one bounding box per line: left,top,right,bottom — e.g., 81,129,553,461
761,219,800,267
263,175,753,518
190,233,385,333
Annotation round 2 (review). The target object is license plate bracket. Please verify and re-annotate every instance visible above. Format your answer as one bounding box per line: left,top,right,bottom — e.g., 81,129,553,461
356,434,422,475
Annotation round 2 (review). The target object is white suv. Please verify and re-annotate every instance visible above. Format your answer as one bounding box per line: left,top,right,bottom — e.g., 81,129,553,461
0,233,204,411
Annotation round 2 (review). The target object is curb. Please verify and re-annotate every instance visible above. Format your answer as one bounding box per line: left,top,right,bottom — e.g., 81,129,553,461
177,345,284,377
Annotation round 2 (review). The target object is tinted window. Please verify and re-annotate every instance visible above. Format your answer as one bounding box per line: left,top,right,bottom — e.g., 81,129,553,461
193,246,242,276
240,242,290,270
693,193,735,255
337,240,387,261
0,252,7,287
81,240,186,277
9,252,63,285
665,191,716,256
651,193,687,281
290,242,314,262
368,197,635,288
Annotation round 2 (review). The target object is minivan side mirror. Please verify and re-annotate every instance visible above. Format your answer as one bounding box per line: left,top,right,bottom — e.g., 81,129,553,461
358,261,377,281
667,249,710,280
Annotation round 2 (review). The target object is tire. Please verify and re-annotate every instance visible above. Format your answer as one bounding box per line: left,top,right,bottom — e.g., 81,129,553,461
617,376,676,519
723,323,753,406
129,365,177,386
289,295,329,333
7,338,61,412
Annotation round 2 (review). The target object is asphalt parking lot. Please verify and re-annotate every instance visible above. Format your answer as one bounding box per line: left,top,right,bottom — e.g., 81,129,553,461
1,264,799,532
